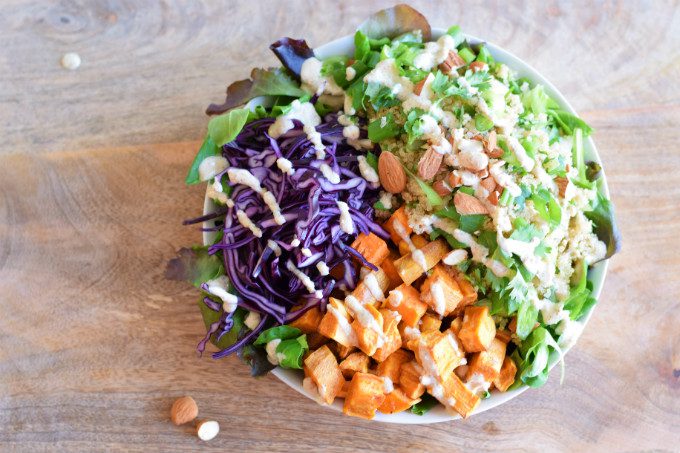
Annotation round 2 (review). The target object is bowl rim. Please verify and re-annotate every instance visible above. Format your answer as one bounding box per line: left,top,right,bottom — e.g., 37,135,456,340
201,27,610,424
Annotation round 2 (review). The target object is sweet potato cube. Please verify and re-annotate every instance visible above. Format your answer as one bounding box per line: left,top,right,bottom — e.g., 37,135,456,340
352,268,390,306
376,349,412,383
458,306,496,353
378,388,419,414
318,297,357,348
339,351,370,379
394,239,449,285
449,317,463,335
373,309,403,362
441,373,481,418
398,234,428,256
383,206,412,245
414,330,465,379
467,338,506,381
331,342,356,360
304,345,345,405
352,232,389,268
493,356,517,392
420,265,464,316
343,372,387,420
337,379,350,399
399,361,425,399
420,313,442,333
380,252,403,291
349,302,384,357
386,284,427,327
452,272,478,308
289,305,323,334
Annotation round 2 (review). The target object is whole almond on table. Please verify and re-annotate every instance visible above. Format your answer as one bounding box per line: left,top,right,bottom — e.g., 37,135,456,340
417,148,443,180
378,151,407,193
454,191,489,215
170,396,198,425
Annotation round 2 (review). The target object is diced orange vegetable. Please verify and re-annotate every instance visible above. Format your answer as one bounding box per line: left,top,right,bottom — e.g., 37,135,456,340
352,268,390,306
452,272,478,310
378,388,419,414
398,234,428,255
373,309,403,362
383,206,412,245
318,298,356,348
306,332,328,349
420,265,464,316
304,345,345,405
386,284,427,327
351,232,389,268
399,361,425,399
337,379,350,399
466,338,507,381
350,303,384,357
343,372,387,419
332,342,356,360
414,330,465,379
339,351,370,379
449,317,463,335
496,329,512,343
458,306,496,353
376,349,412,383
380,252,403,291
440,373,481,418
394,239,449,285
493,356,517,392
289,305,323,334
420,313,442,333
398,323,420,352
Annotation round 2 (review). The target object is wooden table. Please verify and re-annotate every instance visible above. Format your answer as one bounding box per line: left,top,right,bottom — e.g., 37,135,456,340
1,1,678,451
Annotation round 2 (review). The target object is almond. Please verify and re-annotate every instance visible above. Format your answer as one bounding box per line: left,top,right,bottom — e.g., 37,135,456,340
413,78,426,96
469,61,486,72
485,130,497,153
480,177,496,193
448,172,462,188
487,146,504,159
378,151,407,194
555,176,569,198
433,180,452,196
417,148,443,180
196,419,220,441
438,50,465,74
454,191,489,215
488,190,500,206
171,396,198,426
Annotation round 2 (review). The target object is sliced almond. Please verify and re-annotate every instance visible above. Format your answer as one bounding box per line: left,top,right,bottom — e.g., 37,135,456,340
417,148,443,180
487,147,504,159
480,177,496,193
448,172,462,188
413,78,426,96
469,61,486,72
488,190,500,206
438,50,465,74
485,130,497,154
433,180,452,196
555,176,569,198
454,191,489,215
378,151,407,194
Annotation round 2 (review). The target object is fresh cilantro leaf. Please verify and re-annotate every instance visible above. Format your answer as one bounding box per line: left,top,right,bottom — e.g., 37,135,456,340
511,218,543,242
459,215,486,233
368,113,401,142
365,82,400,109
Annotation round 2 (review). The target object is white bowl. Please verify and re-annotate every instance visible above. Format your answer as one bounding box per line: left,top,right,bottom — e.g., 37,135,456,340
202,27,610,423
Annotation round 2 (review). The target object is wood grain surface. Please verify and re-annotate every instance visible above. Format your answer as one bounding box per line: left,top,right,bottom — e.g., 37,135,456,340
1,1,679,451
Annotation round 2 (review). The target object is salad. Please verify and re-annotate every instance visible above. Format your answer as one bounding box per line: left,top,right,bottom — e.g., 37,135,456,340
177,5,620,420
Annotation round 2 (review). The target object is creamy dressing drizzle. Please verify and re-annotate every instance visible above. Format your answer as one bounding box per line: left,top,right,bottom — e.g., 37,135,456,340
393,220,428,272
326,304,358,346
286,260,316,294
453,229,510,277
336,201,355,234
363,272,385,301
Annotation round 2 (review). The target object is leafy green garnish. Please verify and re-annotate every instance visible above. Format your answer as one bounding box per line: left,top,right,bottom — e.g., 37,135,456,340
368,113,401,142
474,113,494,132
548,110,593,136
458,47,476,63
516,300,539,340
254,325,302,345
365,82,401,109
459,214,486,233
403,108,428,143
513,327,563,388
510,218,542,242
275,335,308,369
197,303,247,350
186,135,219,185
365,151,379,171
410,394,438,415
166,247,224,287
411,174,443,207
585,192,622,261
530,188,562,227
521,85,552,115
207,108,250,147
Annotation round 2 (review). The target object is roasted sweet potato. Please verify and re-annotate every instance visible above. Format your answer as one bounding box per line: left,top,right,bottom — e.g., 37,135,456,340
378,388,419,414
414,330,465,379
399,361,425,400
376,349,412,383
383,206,412,245
348,298,384,357
339,351,370,379
394,239,449,285
380,251,403,291
440,373,480,418
386,283,427,327
289,305,323,334
420,313,442,333
458,306,496,353
318,297,357,348
373,309,403,362
466,338,506,381
420,265,464,316
343,372,387,420
304,345,345,405
351,232,390,268
493,356,517,392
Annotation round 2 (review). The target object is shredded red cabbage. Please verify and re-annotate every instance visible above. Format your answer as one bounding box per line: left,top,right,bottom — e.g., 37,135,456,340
190,113,388,358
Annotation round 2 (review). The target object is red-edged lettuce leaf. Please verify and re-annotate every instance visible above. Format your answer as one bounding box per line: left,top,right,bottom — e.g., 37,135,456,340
358,4,431,41
270,38,315,79
206,67,306,115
